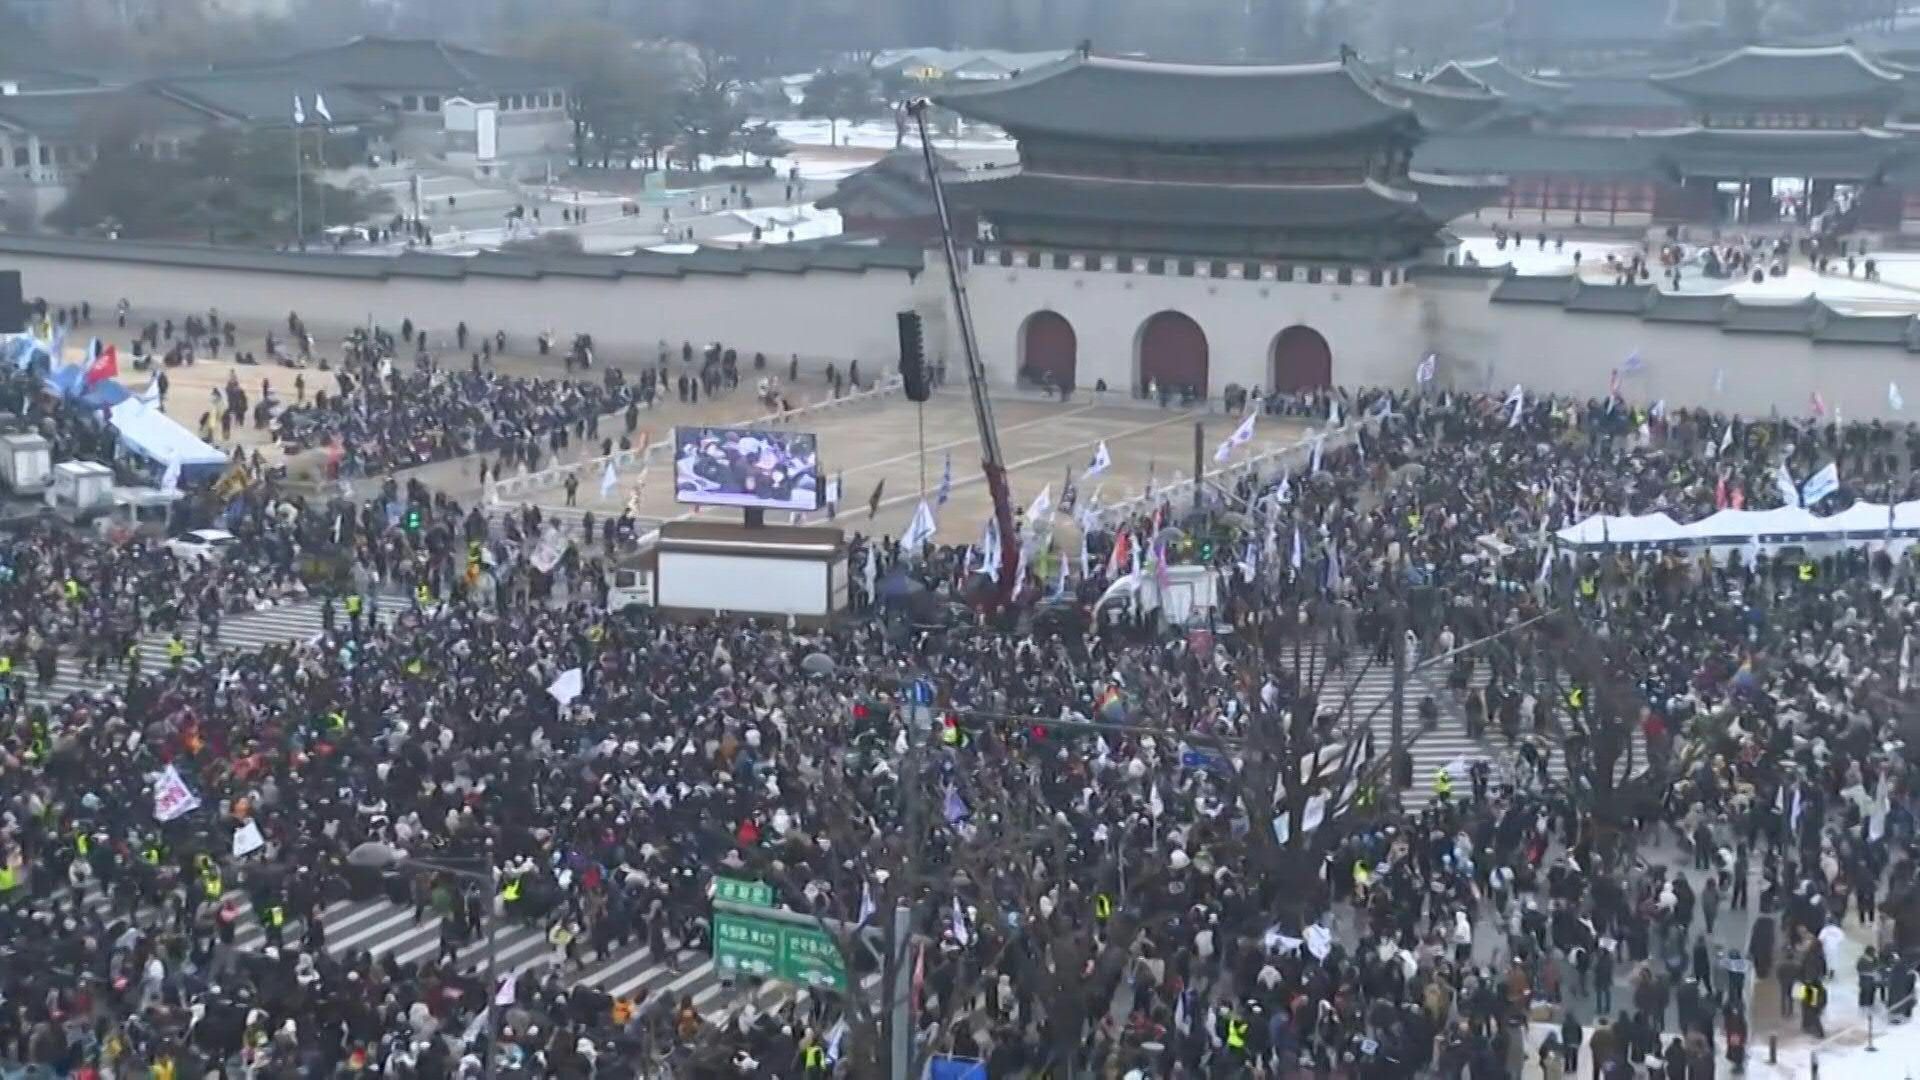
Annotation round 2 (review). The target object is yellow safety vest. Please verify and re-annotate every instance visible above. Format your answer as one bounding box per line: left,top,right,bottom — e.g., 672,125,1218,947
142,846,161,865
1093,893,1113,921
941,723,962,747
203,875,222,899
1566,687,1585,711
344,595,362,615
1798,563,1815,583
0,866,16,892
587,625,604,643
406,659,423,676
502,880,522,903
1578,576,1597,598
167,639,186,660
1353,861,1372,887
268,906,286,927
75,835,89,856
416,585,432,605
1407,513,1422,532
1226,1017,1248,1050
804,1045,827,1070
0,656,12,676
1435,773,1453,795
328,711,346,731
63,580,79,601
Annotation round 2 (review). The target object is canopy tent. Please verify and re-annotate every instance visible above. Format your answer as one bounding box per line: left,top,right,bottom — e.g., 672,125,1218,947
1557,501,1920,554
107,398,227,479
79,378,131,410
1555,513,1684,546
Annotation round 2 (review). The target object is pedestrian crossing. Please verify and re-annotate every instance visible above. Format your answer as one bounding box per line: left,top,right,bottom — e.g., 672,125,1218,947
47,876,765,1017
1277,639,1562,809
22,596,402,706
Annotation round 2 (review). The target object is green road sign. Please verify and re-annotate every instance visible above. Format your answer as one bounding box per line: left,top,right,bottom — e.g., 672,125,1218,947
712,911,848,991
712,876,774,908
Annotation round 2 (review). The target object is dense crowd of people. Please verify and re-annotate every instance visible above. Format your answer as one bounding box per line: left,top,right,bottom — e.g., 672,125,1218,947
0,333,1916,1080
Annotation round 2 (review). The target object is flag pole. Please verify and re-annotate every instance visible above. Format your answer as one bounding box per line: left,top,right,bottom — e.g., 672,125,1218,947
293,104,305,248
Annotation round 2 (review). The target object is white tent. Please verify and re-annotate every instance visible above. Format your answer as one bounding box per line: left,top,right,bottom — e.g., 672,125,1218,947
1555,501,1920,561
1556,513,1684,546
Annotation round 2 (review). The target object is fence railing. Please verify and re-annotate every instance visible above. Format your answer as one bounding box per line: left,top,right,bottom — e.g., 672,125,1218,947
487,377,904,504
1085,412,1384,531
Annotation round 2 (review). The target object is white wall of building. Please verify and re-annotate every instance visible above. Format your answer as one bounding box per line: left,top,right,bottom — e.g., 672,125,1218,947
3,247,935,369
963,256,1920,421
967,256,1425,394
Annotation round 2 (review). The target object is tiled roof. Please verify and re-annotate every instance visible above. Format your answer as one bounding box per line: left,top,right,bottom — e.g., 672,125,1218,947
150,74,391,127
1491,276,1920,351
0,234,923,280
221,37,563,94
937,54,1418,145
952,172,1472,230
1650,45,1903,104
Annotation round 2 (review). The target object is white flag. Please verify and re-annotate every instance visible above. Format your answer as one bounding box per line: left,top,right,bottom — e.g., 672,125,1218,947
292,94,306,125
1148,783,1164,819
1901,633,1912,694
152,765,201,822
1214,411,1257,463
1025,483,1052,524
1649,399,1666,420
494,974,516,1007
1415,353,1436,384
825,475,842,509
1505,383,1524,428
977,518,1001,581
1775,462,1800,508
547,667,584,706
1308,434,1324,474
1290,527,1304,571
1328,397,1341,428
232,820,265,858
901,499,937,552
313,91,333,124
1085,440,1112,477
158,457,181,495
139,374,161,405
858,882,876,925
1719,423,1734,454
950,897,971,946
599,458,617,497
1893,382,1906,412
1800,461,1839,507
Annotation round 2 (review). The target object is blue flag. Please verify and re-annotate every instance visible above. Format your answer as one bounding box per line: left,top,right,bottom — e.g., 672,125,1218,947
943,784,970,824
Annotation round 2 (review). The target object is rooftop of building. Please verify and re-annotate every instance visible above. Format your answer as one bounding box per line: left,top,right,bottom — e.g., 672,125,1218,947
1648,44,1905,103
935,52,1421,146
215,36,565,95
952,171,1493,232
871,47,1073,80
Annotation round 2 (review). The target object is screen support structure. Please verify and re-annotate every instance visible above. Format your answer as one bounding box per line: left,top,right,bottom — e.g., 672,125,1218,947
743,507,765,528
910,99,1019,607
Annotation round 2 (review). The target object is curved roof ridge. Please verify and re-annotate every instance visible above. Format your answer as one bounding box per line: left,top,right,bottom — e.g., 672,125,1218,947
1456,58,1571,90
1651,43,1903,84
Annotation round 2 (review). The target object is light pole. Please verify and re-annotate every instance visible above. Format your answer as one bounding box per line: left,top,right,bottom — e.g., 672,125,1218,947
348,843,499,1079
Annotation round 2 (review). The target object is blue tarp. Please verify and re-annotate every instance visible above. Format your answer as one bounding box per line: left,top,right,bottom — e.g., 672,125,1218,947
108,398,226,473
79,378,131,410
43,362,87,399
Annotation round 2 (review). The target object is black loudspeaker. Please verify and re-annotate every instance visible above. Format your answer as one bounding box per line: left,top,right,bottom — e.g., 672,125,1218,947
896,311,929,402
0,271,21,334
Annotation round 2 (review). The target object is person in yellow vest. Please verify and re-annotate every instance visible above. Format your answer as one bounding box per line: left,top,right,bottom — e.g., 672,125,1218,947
166,634,187,668
1578,575,1598,600
0,654,12,679
800,1035,831,1077
1566,686,1585,713
415,583,433,608
1434,769,1454,802
501,877,523,905
263,900,288,949
1798,562,1816,584
1220,1007,1250,1059
1093,892,1113,924
1353,859,1372,904
63,578,80,603
125,641,141,676
344,592,363,632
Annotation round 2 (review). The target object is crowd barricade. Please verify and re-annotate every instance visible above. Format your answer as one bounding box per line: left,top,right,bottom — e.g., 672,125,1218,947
1085,413,1384,532
486,377,905,503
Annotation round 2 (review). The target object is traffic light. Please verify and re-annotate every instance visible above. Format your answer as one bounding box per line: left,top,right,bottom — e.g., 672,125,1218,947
404,507,423,532
897,311,929,402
